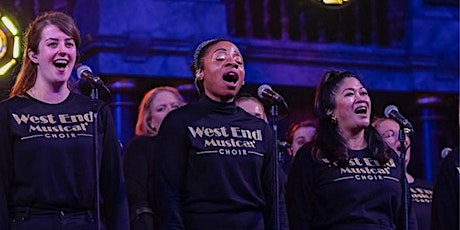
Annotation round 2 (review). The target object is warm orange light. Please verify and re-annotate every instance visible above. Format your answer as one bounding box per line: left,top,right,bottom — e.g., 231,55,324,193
322,0,343,4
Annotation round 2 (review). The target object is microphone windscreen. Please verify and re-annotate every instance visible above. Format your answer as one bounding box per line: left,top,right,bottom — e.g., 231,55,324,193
257,84,271,98
384,105,398,118
441,147,452,158
76,65,92,79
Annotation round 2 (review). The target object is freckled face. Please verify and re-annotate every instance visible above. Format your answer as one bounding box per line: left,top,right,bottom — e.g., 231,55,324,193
332,77,371,134
28,25,77,86
199,41,245,103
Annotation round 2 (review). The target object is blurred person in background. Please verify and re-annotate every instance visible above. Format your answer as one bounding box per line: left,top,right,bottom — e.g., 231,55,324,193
373,117,432,230
280,119,317,175
430,147,459,230
235,92,268,122
123,86,185,230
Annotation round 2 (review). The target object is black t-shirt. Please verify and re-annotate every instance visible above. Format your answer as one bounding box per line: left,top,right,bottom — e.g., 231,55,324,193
286,145,418,230
410,178,432,230
154,96,288,230
0,93,129,230
124,136,157,210
123,135,157,229
431,148,459,230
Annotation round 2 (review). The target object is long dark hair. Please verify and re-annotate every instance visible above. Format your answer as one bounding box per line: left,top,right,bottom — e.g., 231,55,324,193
312,71,390,165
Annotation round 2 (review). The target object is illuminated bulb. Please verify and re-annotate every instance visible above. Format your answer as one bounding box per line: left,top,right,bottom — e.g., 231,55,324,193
322,0,343,4
13,36,19,58
0,59,17,75
1,16,18,36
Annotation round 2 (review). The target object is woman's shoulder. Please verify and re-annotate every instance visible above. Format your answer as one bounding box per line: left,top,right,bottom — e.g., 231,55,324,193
0,96,29,109
169,103,199,117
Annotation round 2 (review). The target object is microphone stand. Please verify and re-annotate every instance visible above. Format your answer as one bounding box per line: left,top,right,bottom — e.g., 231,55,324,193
398,128,409,230
270,104,280,230
90,84,102,230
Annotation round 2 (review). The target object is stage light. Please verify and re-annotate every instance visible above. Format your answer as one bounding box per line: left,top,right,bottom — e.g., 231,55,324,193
310,0,352,9
1,16,19,35
322,0,350,5
0,9,21,77
0,59,16,75
13,36,20,58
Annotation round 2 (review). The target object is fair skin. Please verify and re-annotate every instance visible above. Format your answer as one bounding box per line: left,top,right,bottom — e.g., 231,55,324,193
330,77,371,150
149,90,182,133
374,119,414,182
197,41,245,103
27,25,77,104
289,126,317,157
236,99,267,121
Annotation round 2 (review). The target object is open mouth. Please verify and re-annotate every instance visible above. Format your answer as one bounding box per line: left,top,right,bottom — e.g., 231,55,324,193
354,106,368,114
53,59,68,69
223,71,238,83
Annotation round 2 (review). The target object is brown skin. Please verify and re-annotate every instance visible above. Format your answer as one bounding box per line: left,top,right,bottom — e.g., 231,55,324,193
329,77,371,150
195,41,245,103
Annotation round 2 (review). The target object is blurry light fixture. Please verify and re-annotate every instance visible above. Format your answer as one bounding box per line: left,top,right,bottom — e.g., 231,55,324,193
0,10,20,77
322,0,350,5
311,0,352,9
0,59,16,75
1,16,18,35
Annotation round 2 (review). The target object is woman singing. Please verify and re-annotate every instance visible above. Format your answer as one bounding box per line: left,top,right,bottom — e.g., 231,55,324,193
286,71,417,230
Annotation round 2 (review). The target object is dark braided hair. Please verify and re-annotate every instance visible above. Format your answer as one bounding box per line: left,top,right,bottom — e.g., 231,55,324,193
190,38,229,96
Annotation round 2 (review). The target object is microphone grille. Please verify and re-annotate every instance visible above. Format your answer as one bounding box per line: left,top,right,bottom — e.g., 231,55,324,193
257,84,271,99
441,147,452,158
76,65,92,79
384,105,398,118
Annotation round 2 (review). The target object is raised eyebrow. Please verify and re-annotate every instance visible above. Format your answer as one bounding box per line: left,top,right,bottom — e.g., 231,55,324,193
341,88,355,93
45,38,74,42
213,48,227,54
214,48,242,56
342,86,365,93
45,38,59,42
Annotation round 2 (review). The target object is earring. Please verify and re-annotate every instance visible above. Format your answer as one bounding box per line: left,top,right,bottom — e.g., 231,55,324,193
331,115,337,124
195,71,203,80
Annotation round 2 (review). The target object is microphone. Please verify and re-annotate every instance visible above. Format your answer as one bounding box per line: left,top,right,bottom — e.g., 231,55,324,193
257,84,285,104
384,105,413,130
441,147,452,158
76,64,105,87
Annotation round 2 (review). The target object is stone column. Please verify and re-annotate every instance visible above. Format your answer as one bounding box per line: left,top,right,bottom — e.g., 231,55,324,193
411,95,446,183
107,79,138,148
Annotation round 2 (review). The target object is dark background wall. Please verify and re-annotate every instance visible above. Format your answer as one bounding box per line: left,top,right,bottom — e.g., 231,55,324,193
0,0,458,182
